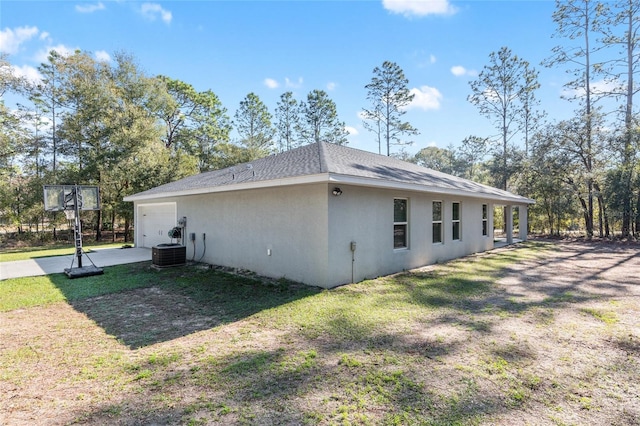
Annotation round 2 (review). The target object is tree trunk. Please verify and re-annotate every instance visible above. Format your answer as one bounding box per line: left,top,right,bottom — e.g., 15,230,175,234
586,180,594,239
596,192,604,238
635,189,640,238
621,3,635,237
111,209,116,243
575,194,590,238
124,217,130,243
594,182,609,238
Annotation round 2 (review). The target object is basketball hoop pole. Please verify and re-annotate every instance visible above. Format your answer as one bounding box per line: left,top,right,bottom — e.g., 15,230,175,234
73,184,83,268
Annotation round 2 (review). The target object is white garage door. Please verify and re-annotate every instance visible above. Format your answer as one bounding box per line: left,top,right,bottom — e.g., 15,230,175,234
138,203,177,248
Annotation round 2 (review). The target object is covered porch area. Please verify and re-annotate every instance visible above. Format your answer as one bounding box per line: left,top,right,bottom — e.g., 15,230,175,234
493,204,529,247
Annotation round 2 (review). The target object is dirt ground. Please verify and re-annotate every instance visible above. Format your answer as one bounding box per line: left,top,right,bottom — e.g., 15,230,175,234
1,240,639,425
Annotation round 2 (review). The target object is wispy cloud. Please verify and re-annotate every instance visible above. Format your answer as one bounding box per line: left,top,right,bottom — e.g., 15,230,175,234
0,26,39,54
413,51,437,69
264,78,279,89
75,2,105,13
34,44,78,63
451,65,477,77
382,0,457,18
562,79,621,99
345,125,359,136
95,50,111,62
264,77,304,90
285,77,303,89
11,64,42,84
406,85,442,110
140,3,172,24
327,82,337,91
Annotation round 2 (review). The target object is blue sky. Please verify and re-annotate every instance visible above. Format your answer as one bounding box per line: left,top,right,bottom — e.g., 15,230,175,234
1,0,572,156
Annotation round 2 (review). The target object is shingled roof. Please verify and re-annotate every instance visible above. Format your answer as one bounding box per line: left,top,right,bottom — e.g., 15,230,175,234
124,142,534,204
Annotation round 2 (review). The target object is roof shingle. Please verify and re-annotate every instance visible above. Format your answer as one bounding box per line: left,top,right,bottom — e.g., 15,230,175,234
125,142,533,203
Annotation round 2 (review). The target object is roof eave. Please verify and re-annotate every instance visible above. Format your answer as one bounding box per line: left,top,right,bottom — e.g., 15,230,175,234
123,173,330,202
124,172,534,205
328,175,535,204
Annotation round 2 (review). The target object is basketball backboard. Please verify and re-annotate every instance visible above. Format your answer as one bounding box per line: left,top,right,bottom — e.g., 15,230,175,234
43,185,100,211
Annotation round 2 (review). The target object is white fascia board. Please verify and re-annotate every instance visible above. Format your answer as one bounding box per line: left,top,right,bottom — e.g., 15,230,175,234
123,173,330,202
329,175,536,205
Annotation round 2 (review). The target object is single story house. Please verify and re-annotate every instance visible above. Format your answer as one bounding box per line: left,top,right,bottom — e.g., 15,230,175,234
124,142,534,288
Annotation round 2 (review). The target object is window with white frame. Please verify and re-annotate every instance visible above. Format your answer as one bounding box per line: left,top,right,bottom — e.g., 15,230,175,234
432,201,443,244
452,202,461,241
394,198,408,249
482,204,488,236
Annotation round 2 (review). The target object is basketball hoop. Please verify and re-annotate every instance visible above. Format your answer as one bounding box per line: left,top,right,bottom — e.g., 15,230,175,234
43,184,103,278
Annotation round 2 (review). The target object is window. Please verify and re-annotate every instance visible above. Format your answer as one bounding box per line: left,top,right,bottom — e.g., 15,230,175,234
432,201,443,244
452,202,461,241
482,204,488,236
394,198,408,249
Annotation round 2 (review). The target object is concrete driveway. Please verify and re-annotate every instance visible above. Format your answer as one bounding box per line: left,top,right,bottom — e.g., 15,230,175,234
0,247,152,280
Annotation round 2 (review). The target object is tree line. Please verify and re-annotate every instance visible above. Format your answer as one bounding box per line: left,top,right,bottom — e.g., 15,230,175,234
416,0,639,239
1,0,638,241
0,49,354,241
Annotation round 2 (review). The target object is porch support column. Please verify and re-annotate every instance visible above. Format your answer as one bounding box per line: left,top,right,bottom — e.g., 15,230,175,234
519,205,528,241
505,204,514,244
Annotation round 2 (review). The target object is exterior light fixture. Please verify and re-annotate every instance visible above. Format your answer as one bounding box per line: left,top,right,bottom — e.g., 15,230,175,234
332,187,343,196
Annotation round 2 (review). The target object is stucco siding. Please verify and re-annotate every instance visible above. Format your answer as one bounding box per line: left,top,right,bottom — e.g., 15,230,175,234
132,184,526,289
134,184,330,287
326,186,496,286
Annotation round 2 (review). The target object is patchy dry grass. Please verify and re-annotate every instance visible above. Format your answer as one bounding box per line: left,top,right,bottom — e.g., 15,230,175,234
1,241,639,425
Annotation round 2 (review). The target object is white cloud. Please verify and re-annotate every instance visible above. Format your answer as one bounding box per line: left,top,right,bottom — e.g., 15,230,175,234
450,65,477,77
264,78,279,89
430,54,437,64
140,3,172,24
406,85,442,110
285,77,303,89
34,44,78,63
345,126,359,136
451,65,466,76
0,26,39,54
562,79,621,99
12,64,42,84
39,31,51,42
95,50,111,62
327,82,337,91
75,2,105,13
382,0,457,17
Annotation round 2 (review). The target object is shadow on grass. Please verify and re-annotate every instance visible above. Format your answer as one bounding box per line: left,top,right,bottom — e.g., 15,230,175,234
47,241,640,425
52,263,320,349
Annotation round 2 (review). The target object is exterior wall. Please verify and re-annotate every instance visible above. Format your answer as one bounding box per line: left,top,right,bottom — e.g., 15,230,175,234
326,185,496,286
132,183,528,288
134,183,331,287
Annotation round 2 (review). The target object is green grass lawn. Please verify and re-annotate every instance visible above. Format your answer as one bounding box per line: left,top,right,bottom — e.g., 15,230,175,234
0,241,125,262
2,241,638,425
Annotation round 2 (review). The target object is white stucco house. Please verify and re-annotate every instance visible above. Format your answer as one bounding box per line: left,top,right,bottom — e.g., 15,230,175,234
124,142,534,288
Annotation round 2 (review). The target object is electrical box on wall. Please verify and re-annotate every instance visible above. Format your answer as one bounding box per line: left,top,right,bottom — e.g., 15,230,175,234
189,232,196,241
